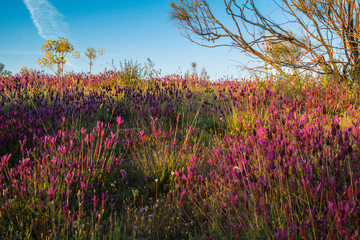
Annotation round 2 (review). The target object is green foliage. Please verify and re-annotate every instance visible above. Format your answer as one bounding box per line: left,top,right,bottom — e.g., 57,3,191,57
143,58,162,79
119,59,144,87
131,119,196,196
100,58,161,88
227,109,269,137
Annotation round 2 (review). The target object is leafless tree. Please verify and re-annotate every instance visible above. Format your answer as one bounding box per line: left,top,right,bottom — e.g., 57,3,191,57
170,0,360,83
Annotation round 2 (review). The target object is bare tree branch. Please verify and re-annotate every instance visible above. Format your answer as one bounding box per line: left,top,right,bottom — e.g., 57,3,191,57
170,0,360,83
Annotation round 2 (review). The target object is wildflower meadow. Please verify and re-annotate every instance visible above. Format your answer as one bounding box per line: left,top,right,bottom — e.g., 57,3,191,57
1,70,360,239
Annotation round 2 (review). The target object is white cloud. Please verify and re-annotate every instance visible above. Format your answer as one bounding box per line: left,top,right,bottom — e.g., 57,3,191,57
23,0,69,40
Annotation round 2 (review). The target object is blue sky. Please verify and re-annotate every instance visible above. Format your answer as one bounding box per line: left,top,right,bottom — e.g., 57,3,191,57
0,0,267,79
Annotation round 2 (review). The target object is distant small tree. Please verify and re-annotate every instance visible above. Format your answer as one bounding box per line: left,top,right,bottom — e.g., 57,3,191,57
191,62,197,74
0,63,12,76
73,47,104,75
38,37,74,80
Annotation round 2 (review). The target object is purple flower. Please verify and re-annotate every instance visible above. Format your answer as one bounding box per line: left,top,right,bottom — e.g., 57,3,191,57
80,177,88,190
120,170,127,180
49,175,58,186
101,192,109,209
61,190,66,201
274,227,287,240
92,194,98,209
64,172,73,189
62,204,69,219
47,186,58,201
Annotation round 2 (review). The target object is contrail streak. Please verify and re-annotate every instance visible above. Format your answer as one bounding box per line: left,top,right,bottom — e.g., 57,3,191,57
23,0,69,40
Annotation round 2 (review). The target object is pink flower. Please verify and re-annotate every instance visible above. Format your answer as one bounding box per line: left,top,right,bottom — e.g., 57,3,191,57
179,189,186,207
0,154,11,170
116,116,124,129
